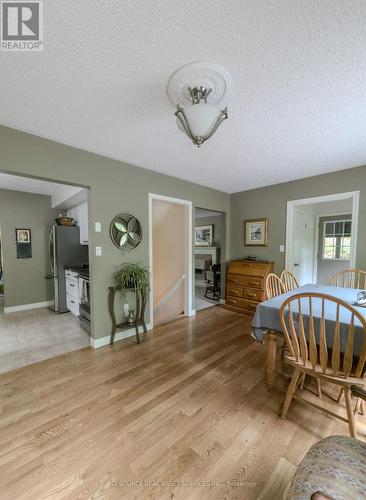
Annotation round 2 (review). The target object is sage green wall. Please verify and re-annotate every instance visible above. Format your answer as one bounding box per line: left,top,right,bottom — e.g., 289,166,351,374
195,214,224,248
230,166,366,274
0,125,230,340
0,189,59,308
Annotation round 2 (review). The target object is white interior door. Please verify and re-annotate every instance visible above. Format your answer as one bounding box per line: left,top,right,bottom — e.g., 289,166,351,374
292,209,315,285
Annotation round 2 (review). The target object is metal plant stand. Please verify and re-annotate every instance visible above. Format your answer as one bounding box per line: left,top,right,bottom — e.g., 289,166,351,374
108,286,148,345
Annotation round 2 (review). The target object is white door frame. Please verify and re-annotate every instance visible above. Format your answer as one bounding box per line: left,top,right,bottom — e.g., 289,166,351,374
285,191,360,282
148,193,194,330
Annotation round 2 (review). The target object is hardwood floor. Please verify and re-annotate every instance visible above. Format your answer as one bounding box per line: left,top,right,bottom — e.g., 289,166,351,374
0,306,364,499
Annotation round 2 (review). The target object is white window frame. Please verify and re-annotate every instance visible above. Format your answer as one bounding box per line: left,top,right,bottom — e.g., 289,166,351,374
322,219,352,261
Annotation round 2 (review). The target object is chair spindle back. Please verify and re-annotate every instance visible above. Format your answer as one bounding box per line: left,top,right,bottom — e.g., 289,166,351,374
279,293,366,379
329,269,366,289
280,270,299,292
265,273,285,300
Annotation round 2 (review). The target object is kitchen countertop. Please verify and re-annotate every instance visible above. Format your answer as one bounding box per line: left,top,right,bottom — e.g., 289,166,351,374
65,266,89,277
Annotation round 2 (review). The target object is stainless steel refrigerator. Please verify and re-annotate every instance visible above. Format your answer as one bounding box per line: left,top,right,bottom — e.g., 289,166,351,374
45,226,88,313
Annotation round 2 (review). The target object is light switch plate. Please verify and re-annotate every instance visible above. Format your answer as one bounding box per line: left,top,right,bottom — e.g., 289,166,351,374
280,245,285,253
95,222,101,232
96,246,102,256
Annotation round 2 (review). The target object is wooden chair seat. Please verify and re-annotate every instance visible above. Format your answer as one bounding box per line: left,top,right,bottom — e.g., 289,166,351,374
284,355,365,386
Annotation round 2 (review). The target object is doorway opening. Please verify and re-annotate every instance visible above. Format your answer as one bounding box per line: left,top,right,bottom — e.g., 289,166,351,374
0,228,3,300
0,171,91,374
149,194,193,328
194,207,226,311
285,191,359,285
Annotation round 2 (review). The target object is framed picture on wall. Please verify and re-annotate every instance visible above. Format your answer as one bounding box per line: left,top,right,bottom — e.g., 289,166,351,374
15,228,32,259
244,218,268,246
16,228,31,244
195,225,214,246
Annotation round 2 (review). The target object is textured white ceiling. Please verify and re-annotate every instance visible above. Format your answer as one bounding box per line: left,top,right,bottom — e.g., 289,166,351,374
0,1,365,193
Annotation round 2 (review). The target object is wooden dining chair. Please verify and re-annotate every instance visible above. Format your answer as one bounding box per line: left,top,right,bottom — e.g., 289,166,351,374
329,269,366,289
280,292,366,437
265,273,285,299
280,270,299,292
280,270,320,397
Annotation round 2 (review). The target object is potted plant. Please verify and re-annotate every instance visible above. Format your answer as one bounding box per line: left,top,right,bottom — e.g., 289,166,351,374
113,262,150,294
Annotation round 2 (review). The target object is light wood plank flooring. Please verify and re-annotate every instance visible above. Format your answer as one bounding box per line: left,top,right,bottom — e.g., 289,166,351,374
0,306,364,499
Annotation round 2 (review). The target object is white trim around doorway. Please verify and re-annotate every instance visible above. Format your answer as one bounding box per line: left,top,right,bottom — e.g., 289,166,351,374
148,193,194,331
285,191,360,283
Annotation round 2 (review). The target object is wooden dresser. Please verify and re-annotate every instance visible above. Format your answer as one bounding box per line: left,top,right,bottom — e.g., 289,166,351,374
225,260,274,316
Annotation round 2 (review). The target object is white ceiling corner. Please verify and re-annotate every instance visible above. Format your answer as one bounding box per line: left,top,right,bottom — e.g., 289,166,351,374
0,1,366,193
195,207,223,218
0,173,84,208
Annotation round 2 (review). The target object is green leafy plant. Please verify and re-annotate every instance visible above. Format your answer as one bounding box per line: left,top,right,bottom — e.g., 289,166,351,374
113,263,150,293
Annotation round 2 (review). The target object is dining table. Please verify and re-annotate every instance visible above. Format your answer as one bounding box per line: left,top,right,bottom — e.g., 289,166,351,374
251,283,366,388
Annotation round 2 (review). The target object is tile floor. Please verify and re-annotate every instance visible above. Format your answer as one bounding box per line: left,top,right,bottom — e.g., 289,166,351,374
194,275,220,311
0,297,90,374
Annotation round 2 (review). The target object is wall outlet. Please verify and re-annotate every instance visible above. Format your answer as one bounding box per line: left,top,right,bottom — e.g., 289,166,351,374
280,245,285,253
96,246,102,256
95,222,101,232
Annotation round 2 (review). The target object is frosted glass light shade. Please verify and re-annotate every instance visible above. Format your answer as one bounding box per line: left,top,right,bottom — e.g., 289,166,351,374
175,102,228,147
176,103,220,136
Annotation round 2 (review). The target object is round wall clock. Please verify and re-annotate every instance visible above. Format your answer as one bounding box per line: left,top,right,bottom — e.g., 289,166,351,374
110,213,142,251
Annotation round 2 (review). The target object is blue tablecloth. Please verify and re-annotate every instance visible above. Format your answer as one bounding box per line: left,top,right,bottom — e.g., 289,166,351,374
252,284,366,355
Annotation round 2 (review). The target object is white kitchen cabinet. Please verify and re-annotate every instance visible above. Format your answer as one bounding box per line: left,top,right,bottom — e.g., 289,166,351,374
65,269,80,317
67,202,89,245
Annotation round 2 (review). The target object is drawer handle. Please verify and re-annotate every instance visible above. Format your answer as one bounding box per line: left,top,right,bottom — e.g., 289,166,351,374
249,281,259,286
70,300,75,304
231,300,237,304
69,284,75,287
247,292,256,298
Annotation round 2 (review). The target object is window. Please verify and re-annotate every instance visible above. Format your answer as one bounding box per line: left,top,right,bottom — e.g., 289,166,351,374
322,220,351,260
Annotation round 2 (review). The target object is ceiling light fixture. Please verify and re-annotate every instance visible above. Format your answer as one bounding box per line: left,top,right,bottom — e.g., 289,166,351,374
167,62,231,147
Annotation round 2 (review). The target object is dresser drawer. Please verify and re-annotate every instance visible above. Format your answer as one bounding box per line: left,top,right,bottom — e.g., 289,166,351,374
226,296,258,313
226,285,244,298
227,274,263,289
243,288,262,301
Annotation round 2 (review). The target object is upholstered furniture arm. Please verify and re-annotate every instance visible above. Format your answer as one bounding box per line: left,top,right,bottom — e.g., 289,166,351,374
350,384,366,400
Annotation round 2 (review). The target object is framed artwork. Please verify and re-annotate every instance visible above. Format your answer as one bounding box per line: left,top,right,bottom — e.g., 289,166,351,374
15,228,32,259
195,225,214,246
16,228,31,244
244,218,268,246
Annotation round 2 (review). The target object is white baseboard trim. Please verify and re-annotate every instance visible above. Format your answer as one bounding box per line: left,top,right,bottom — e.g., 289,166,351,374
90,322,153,349
187,309,196,317
4,300,53,314
220,299,226,305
